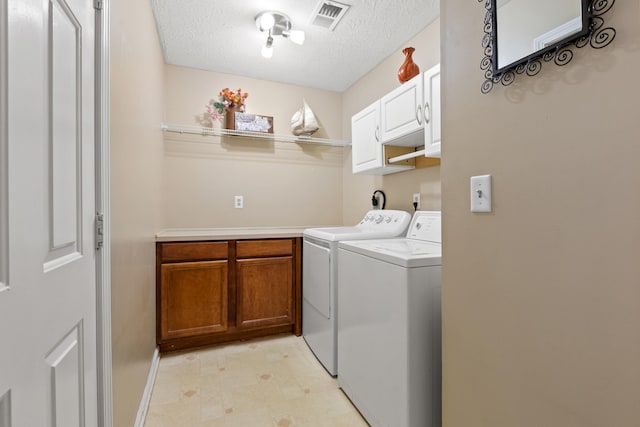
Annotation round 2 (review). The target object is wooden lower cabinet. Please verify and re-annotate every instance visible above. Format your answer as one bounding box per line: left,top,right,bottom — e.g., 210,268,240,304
160,260,228,340
157,238,301,352
236,257,293,329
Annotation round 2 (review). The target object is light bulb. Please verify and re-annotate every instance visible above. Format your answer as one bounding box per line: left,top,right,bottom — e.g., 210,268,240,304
261,44,273,58
258,12,275,31
287,29,305,45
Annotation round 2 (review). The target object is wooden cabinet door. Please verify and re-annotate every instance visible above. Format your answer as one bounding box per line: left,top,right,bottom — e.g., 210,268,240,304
160,260,228,340
236,256,294,329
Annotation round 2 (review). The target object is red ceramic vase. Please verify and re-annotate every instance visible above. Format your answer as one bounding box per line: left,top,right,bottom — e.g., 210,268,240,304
398,47,420,83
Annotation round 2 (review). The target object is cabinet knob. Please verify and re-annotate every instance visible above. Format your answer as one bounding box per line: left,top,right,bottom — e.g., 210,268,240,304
416,104,423,125
424,102,431,124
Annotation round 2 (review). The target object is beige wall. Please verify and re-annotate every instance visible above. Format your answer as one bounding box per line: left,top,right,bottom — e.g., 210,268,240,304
341,19,441,224
441,2,640,426
110,0,165,425
161,65,344,228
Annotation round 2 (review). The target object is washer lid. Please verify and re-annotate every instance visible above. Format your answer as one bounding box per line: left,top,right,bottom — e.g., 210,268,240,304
339,238,441,268
304,226,409,242
303,209,411,242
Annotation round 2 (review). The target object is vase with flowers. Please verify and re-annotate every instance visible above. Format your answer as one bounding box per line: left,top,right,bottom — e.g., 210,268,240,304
205,87,249,130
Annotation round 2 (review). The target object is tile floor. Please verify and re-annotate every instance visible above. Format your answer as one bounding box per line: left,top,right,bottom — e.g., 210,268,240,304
144,334,369,427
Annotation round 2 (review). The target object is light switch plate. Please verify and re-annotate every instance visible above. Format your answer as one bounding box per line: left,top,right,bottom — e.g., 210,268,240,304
470,175,492,213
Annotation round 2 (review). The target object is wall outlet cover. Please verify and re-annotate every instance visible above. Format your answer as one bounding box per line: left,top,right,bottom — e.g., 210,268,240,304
470,175,492,213
412,193,421,209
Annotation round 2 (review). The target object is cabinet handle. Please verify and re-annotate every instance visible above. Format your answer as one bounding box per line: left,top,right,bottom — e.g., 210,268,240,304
375,125,379,142
424,102,431,125
416,104,423,125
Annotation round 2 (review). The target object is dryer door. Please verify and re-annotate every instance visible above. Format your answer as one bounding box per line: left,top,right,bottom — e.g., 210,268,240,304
303,238,331,319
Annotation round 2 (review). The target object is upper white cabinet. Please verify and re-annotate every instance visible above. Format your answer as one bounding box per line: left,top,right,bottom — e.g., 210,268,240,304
351,100,382,174
351,63,441,175
379,73,424,146
351,100,413,175
423,64,441,158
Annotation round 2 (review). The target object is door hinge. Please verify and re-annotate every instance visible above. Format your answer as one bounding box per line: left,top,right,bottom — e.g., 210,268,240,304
94,0,103,10
95,213,104,250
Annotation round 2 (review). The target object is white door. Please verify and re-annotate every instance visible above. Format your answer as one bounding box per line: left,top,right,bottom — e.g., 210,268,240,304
0,0,99,425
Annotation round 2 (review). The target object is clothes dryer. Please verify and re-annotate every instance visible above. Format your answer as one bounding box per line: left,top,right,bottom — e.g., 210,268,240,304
302,209,411,376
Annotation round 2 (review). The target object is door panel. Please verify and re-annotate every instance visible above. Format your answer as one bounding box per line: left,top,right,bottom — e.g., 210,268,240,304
0,0,98,425
50,0,81,250
44,323,84,427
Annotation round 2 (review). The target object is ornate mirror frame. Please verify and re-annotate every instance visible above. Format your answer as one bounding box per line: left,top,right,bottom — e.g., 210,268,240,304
479,0,616,93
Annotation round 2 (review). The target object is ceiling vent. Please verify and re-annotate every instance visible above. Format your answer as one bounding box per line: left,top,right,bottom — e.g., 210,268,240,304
309,1,350,31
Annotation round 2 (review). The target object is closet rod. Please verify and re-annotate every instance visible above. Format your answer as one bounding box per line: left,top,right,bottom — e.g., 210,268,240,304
387,149,426,163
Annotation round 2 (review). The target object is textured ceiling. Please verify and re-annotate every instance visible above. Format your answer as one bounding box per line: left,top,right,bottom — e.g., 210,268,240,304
151,0,440,92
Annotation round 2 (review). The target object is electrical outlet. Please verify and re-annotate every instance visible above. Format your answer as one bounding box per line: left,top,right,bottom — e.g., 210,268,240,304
234,195,244,209
412,193,421,209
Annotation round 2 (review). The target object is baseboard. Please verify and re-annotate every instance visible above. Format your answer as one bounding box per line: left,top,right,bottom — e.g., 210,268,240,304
134,347,160,427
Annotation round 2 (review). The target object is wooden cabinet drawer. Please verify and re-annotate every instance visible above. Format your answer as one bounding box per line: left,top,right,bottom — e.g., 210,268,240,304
160,242,228,262
236,239,293,258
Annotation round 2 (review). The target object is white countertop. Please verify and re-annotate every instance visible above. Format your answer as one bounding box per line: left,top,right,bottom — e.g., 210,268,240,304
156,226,320,242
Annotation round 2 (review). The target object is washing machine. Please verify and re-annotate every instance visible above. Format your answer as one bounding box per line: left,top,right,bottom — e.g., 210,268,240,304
302,209,411,376
337,211,442,427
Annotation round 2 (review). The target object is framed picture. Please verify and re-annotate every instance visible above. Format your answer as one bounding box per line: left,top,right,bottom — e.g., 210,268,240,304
234,112,274,134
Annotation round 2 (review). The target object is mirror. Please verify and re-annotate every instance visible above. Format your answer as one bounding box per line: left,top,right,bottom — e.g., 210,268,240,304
479,0,616,93
495,0,585,71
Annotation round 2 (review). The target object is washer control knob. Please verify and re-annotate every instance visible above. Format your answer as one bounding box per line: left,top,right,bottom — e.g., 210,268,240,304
375,214,384,224
385,216,392,223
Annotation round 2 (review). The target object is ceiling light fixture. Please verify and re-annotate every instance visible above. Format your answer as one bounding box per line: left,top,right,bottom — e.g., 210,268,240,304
261,33,274,59
255,11,305,58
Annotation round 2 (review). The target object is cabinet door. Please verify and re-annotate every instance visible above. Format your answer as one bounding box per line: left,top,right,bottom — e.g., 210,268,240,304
380,73,423,144
424,64,441,158
236,256,294,329
160,260,228,340
351,100,382,174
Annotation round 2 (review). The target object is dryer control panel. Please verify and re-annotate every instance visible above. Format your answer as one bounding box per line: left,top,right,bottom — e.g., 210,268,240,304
406,211,441,243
